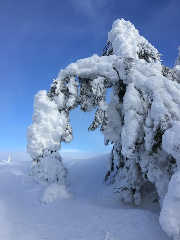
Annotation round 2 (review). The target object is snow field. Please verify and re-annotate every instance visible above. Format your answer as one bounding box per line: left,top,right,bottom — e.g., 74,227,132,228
0,155,170,240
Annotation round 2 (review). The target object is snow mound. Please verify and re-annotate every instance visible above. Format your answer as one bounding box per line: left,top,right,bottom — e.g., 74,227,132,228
160,171,180,239
41,183,73,204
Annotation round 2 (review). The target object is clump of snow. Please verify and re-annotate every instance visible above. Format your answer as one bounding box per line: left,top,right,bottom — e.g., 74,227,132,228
27,90,73,159
159,171,180,239
121,83,144,158
108,19,160,62
57,55,119,85
162,122,180,164
103,94,121,144
41,183,73,204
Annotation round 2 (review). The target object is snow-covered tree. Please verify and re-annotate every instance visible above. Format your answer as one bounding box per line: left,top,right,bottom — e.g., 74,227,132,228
7,155,11,163
27,19,180,210
174,46,180,79
3,155,11,163
27,90,72,184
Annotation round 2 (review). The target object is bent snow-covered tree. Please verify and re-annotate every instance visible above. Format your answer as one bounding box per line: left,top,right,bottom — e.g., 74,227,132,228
27,19,180,206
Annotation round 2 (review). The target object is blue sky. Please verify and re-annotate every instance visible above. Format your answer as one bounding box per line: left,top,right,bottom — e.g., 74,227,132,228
0,0,180,160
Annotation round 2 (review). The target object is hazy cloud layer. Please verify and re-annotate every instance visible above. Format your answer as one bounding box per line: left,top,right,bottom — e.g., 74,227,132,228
0,151,31,162
0,149,110,162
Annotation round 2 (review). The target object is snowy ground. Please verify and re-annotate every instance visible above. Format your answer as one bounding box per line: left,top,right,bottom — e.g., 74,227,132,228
0,154,171,240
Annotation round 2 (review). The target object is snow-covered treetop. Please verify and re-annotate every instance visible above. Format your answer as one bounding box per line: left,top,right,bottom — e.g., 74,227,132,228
55,19,160,86
108,19,161,62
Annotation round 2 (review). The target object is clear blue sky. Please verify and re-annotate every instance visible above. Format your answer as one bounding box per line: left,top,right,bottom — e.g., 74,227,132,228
0,0,180,160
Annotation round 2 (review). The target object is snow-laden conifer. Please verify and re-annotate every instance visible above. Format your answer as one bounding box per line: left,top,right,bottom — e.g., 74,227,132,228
27,19,180,212
174,46,180,79
27,90,72,183
7,155,11,163
3,155,11,163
